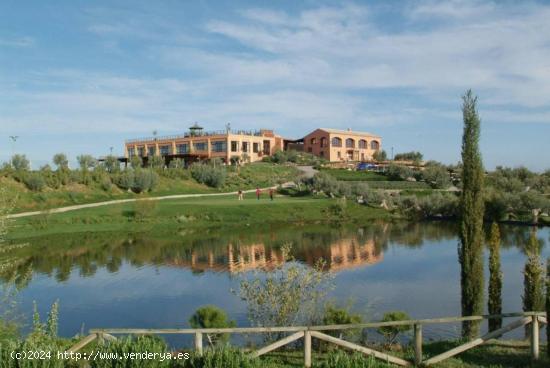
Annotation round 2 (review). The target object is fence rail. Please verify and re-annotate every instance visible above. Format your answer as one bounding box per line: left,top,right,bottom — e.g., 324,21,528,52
69,311,547,367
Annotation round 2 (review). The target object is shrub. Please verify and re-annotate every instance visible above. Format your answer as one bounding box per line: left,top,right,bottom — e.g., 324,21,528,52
76,154,97,171
23,173,46,191
323,304,362,340
168,158,185,169
182,348,271,368
89,335,171,368
189,305,236,346
133,169,159,193
130,155,143,169
101,178,112,191
372,150,387,162
376,311,411,345
115,170,135,190
311,172,339,196
52,153,68,170
190,163,226,188
238,246,333,335
394,151,423,162
422,164,451,189
10,154,30,171
385,164,413,181
149,155,165,169
318,351,387,368
417,193,459,218
103,155,119,173
132,200,157,221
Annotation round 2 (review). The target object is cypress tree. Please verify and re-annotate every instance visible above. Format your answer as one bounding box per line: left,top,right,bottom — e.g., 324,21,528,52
546,258,550,358
488,222,502,332
458,90,485,339
522,231,545,337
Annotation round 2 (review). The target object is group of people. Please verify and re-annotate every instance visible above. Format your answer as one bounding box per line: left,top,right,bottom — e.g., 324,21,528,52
237,187,274,201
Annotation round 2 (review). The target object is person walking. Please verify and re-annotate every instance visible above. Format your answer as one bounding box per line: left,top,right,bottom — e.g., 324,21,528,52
238,189,243,201
269,188,274,201
256,187,261,200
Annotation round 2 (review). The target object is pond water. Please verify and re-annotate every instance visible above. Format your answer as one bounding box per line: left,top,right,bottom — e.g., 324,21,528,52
2,221,548,344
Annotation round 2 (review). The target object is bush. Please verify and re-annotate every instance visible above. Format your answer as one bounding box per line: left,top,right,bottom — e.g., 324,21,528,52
311,172,339,196
372,150,387,162
115,170,135,190
23,173,46,191
89,335,171,368
133,169,159,193
422,164,451,189
417,193,459,218
132,200,157,221
394,151,423,162
103,155,119,173
190,163,226,188
318,351,387,368
385,164,413,181
377,311,411,345
100,178,112,191
52,153,69,170
323,304,362,340
182,348,272,368
10,154,30,171
189,305,236,346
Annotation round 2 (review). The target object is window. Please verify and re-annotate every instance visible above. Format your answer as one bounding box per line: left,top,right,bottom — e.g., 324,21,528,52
345,138,355,148
370,140,380,150
137,147,145,156
358,139,367,149
310,137,317,145
147,146,156,156
211,141,227,152
320,137,327,148
253,143,259,153
231,141,239,152
176,144,188,154
159,145,170,155
194,142,207,151
242,142,249,152
128,148,135,156
331,137,342,147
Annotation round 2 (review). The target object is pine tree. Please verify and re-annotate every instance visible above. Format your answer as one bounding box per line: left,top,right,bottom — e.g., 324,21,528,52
488,222,502,332
523,231,545,337
458,90,485,339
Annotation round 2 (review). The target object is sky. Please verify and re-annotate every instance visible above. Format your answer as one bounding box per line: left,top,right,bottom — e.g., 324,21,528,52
1,0,549,170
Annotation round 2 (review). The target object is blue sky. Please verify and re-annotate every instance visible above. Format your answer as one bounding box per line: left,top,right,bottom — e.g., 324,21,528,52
1,0,549,170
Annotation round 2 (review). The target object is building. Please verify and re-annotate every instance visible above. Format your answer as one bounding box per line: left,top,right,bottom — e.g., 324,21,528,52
124,123,283,165
302,128,381,162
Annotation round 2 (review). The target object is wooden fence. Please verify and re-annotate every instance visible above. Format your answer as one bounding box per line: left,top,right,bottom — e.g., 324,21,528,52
68,311,547,367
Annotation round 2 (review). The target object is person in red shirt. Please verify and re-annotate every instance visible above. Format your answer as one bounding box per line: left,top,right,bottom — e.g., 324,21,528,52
256,187,261,200
269,188,274,201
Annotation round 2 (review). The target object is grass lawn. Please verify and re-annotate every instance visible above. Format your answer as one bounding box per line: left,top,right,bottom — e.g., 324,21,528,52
258,341,549,367
3,162,299,213
320,168,388,181
9,194,393,238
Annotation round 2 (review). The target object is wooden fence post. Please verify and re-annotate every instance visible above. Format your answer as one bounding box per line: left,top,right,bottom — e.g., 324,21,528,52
414,324,422,366
195,332,203,356
531,315,539,360
304,330,312,368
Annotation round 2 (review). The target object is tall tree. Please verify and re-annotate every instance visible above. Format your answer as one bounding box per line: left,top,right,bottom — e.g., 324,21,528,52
458,90,485,339
523,230,545,338
488,222,502,332
546,258,550,358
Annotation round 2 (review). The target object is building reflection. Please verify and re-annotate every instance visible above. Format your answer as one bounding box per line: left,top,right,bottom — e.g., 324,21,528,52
168,237,383,273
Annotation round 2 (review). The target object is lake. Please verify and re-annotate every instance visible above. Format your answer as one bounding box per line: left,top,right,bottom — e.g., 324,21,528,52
2,221,548,344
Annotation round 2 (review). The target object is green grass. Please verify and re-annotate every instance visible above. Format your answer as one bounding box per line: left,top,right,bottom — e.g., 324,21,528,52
3,163,299,213
9,194,393,238
319,168,388,181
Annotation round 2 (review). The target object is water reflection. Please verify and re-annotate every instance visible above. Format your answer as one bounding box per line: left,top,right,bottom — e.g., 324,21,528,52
1,222,548,340
2,222,546,283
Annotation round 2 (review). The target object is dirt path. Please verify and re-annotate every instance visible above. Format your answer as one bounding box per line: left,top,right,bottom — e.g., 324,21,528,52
7,186,279,219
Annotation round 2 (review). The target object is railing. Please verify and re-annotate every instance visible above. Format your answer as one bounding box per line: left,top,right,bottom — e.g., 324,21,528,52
68,312,547,367
125,130,266,144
